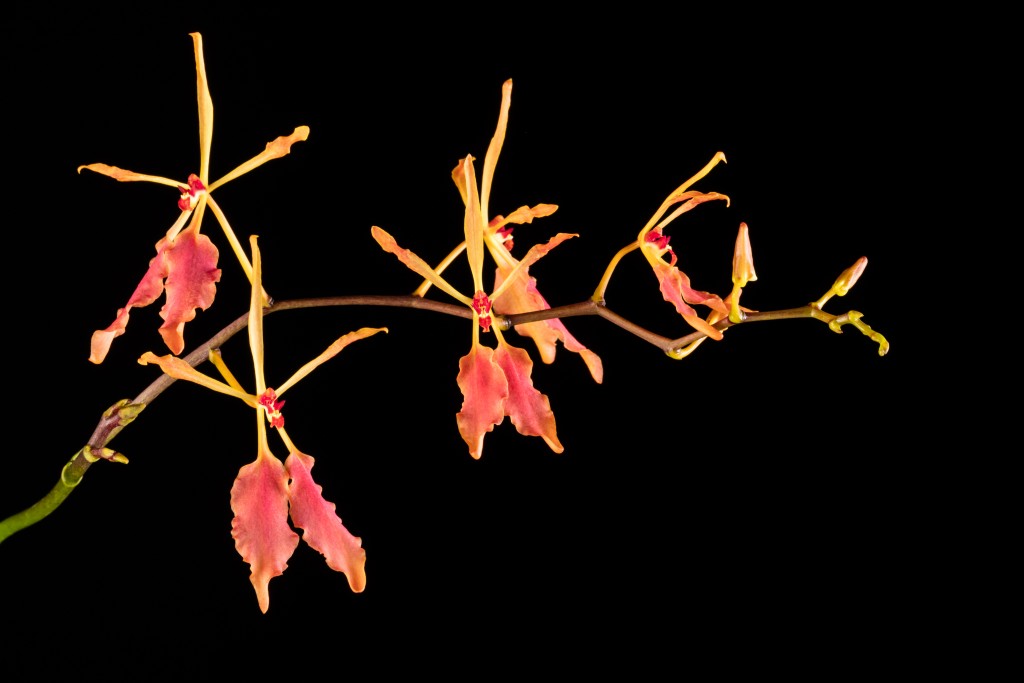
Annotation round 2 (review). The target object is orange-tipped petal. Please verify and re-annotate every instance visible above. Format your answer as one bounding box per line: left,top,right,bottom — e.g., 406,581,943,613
276,327,388,397
497,203,558,227
230,450,300,613
208,127,311,192
285,452,367,593
494,342,563,453
76,163,183,189
455,346,508,459
89,236,172,364
493,233,578,295
636,152,728,239
157,225,221,355
90,311,131,365
651,261,727,340
371,226,471,305
656,191,730,232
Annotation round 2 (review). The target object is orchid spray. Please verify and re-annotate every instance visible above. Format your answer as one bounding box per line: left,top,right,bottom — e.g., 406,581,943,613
0,33,889,613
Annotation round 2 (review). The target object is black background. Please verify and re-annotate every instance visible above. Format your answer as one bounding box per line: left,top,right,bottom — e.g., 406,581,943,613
2,5,945,679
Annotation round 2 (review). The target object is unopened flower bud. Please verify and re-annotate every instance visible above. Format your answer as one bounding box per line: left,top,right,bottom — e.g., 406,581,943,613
731,222,757,287
833,256,868,296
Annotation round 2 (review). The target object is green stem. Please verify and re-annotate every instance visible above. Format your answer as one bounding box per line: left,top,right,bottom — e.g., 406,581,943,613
0,453,85,540
0,399,144,543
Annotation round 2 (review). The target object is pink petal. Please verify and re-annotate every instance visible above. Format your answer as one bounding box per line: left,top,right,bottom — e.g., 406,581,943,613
455,346,508,459
89,236,172,364
494,343,563,453
538,317,604,384
157,225,221,355
493,269,603,383
230,450,300,613
651,261,728,340
285,452,367,593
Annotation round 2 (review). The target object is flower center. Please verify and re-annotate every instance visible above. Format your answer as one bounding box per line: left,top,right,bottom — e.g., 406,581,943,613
258,388,286,428
495,224,514,251
472,291,493,332
645,229,671,251
177,174,207,211
645,229,677,265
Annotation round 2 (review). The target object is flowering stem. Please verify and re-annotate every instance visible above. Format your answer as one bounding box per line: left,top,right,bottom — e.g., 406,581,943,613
498,300,881,356
0,292,885,543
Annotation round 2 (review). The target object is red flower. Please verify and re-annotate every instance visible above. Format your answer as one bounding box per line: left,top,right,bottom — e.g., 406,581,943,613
372,151,570,458
140,236,386,612
411,80,602,384
81,33,308,363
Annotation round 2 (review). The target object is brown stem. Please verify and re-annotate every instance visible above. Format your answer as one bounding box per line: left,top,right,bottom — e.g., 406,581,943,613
0,294,861,542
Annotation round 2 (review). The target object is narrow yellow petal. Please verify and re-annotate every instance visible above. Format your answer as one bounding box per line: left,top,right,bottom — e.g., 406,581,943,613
209,348,248,394
206,195,254,292
490,233,577,301
371,226,472,306
76,163,182,189
276,328,389,396
480,79,512,223
462,156,485,292
412,240,468,298
139,351,254,404
248,235,266,394
191,33,214,184
637,152,727,240
207,127,310,192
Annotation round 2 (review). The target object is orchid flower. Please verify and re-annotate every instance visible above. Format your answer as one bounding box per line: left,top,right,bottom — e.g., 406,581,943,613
594,152,733,341
634,152,733,339
139,235,386,613
413,80,602,384
373,150,571,459
81,32,309,364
